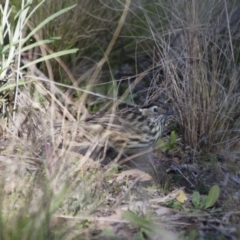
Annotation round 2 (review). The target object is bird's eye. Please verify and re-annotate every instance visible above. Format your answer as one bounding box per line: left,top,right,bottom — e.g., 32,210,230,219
151,106,158,113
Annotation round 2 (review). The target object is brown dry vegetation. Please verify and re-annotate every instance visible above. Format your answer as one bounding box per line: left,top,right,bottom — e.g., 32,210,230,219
0,0,240,239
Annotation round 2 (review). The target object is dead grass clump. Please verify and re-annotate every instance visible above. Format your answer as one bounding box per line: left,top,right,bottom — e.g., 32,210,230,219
151,1,240,154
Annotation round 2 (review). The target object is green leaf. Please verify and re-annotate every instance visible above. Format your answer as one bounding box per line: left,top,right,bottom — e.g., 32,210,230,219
19,49,78,70
169,131,176,146
50,185,68,213
18,37,61,53
157,139,168,152
0,80,34,92
102,229,116,237
123,211,153,232
23,4,77,44
204,185,220,208
192,191,200,208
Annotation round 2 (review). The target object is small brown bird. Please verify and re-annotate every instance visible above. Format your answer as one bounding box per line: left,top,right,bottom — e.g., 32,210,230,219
55,103,173,161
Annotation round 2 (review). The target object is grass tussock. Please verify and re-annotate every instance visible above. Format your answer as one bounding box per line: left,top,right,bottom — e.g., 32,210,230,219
150,1,240,154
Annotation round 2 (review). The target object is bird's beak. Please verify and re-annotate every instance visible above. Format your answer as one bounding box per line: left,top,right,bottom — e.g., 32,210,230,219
165,109,174,116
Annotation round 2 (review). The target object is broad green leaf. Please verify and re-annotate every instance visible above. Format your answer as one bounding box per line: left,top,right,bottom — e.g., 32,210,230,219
192,191,200,207
204,185,220,208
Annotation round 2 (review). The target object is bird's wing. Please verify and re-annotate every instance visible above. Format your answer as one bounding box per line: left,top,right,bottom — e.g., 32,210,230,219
86,113,141,133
